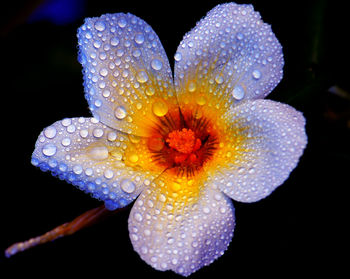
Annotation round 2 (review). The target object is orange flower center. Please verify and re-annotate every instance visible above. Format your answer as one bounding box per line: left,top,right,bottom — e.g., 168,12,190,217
146,107,219,177
166,128,201,154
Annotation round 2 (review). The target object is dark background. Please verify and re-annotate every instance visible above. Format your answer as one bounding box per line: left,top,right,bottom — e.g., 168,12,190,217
1,0,348,277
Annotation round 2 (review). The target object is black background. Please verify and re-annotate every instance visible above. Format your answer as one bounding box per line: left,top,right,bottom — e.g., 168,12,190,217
1,0,348,277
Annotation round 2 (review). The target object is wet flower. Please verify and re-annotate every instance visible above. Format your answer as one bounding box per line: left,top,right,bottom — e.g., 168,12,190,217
28,2,306,276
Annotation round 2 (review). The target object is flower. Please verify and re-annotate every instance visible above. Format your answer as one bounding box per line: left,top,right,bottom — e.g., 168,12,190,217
31,3,307,276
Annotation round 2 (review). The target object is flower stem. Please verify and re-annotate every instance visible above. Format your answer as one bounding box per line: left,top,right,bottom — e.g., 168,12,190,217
5,204,117,258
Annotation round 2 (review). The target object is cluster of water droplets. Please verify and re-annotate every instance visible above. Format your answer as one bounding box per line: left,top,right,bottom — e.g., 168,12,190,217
215,100,307,202
174,3,284,104
77,13,173,134
32,117,153,210
128,184,235,276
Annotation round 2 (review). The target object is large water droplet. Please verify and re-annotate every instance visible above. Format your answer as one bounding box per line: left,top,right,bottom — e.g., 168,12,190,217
120,179,136,193
94,21,106,32
152,100,168,117
42,144,57,157
44,126,57,139
231,84,245,100
151,59,162,71
136,70,149,83
87,145,109,160
114,106,127,119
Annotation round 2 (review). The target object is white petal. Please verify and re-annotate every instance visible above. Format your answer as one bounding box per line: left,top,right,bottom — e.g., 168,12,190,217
77,13,174,136
128,183,235,276
31,117,153,210
174,3,283,105
213,100,307,202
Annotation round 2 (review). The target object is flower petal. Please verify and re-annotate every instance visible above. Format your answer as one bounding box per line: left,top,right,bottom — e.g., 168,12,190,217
174,3,283,108
212,100,307,202
128,182,235,276
77,13,175,136
31,117,156,210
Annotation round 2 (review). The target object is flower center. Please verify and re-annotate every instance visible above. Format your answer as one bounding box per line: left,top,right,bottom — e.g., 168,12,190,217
146,107,219,177
166,128,201,154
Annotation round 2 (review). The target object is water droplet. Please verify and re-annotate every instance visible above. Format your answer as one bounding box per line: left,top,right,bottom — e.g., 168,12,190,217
94,21,106,32
215,74,224,84
42,144,57,157
61,137,71,146
174,52,182,61
252,69,262,80
151,59,162,71
103,89,111,97
134,33,145,44
134,212,143,222
87,145,109,160
110,37,119,46
93,128,104,138
145,86,155,96
44,126,57,139
202,206,211,214
152,100,168,117
231,84,245,100
114,106,127,119
236,32,244,40
99,68,108,77
104,169,114,179
188,81,196,92
136,70,148,83
73,165,83,174
120,179,136,193
196,95,206,106
118,17,127,28
128,153,139,163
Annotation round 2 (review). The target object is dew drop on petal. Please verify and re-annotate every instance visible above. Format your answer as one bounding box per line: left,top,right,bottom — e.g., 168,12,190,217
215,74,224,84
42,144,57,156
152,100,168,117
151,58,162,71
94,20,106,31
118,17,127,28
145,86,155,96
120,179,136,193
114,106,127,119
134,33,145,44
110,37,119,46
44,126,57,139
188,81,196,92
174,52,182,61
231,84,245,100
136,70,149,83
252,69,262,80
